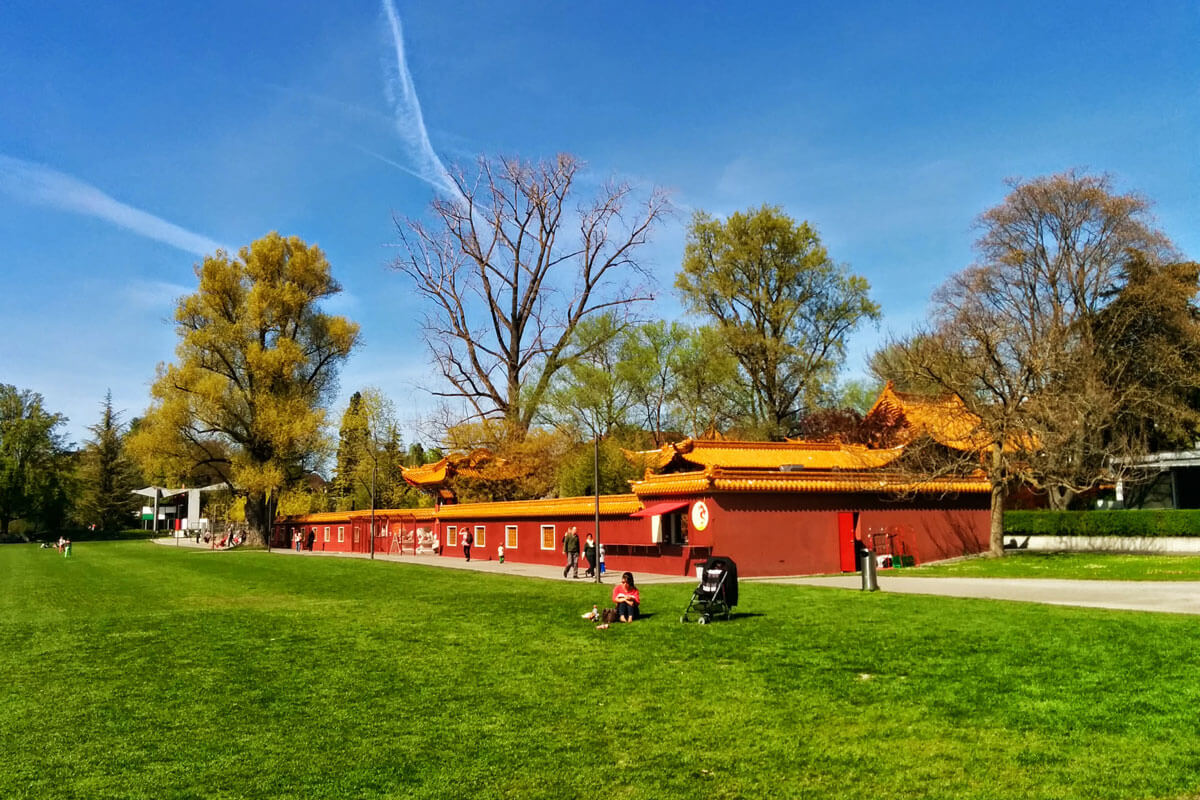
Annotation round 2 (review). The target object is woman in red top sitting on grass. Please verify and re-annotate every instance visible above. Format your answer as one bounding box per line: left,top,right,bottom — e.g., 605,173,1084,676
612,572,640,623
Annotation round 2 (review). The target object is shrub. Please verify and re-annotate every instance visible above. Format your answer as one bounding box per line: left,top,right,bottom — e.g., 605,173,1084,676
1004,510,1200,537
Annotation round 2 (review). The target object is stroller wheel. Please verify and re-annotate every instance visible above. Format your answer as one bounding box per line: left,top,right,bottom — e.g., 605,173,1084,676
680,615,689,623
699,614,711,625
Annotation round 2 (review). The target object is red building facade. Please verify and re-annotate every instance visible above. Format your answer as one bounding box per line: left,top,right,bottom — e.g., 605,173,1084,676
275,438,992,577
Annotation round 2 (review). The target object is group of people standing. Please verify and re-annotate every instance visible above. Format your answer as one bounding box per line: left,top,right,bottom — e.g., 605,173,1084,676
291,530,316,552
561,526,600,578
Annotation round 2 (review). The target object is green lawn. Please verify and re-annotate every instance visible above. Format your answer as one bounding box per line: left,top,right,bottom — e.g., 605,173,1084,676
4,542,1200,799
907,551,1200,581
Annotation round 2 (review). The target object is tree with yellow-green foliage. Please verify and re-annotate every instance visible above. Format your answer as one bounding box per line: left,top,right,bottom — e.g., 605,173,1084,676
128,232,360,547
677,205,880,439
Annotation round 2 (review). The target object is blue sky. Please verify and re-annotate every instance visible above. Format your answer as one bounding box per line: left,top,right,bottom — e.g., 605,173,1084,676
1,0,1196,447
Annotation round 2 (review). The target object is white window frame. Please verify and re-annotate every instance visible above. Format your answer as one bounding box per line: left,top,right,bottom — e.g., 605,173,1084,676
505,525,518,550
474,525,486,549
352,525,359,543
540,524,556,551
323,526,330,543
446,525,458,547
337,526,345,543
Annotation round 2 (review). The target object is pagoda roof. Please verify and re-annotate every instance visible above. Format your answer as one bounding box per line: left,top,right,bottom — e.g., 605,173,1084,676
867,382,1036,453
401,449,503,489
631,466,990,498
626,438,905,473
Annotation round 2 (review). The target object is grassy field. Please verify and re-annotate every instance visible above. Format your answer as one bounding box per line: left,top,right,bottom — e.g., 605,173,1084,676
4,542,1200,799
909,551,1200,581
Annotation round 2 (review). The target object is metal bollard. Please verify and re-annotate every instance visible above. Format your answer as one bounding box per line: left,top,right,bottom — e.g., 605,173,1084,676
860,545,879,592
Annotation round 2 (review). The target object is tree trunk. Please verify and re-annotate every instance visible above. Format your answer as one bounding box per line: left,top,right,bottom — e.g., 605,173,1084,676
1046,486,1075,510
989,479,1007,557
243,492,275,549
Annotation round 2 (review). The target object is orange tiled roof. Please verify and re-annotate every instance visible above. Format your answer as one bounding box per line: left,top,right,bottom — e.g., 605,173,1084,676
401,448,505,489
627,438,905,472
278,510,360,524
279,508,436,524
401,459,450,486
866,383,985,451
631,466,990,497
433,494,642,520
281,496,639,526
868,382,1037,452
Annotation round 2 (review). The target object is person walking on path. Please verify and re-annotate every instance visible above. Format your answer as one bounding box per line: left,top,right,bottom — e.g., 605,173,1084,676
293,530,302,552
462,526,474,562
583,533,596,577
562,526,580,579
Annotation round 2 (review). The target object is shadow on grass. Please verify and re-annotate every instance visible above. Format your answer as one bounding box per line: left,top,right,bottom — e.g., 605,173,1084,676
674,611,765,623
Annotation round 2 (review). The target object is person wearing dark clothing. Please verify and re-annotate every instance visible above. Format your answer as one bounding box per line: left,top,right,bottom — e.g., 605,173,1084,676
583,533,596,577
306,531,315,551
562,526,580,578
462,527,474,561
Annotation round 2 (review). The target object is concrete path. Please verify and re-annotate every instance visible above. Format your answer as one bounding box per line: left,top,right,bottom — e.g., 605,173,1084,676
763,574,1200,615
153,538,1200,613
151,537,696,584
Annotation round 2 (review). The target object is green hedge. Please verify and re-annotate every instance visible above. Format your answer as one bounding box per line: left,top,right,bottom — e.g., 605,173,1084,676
1005,510,1200,537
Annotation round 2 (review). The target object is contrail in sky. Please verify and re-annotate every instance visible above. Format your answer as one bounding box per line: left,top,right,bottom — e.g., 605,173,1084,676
0,154,227,257
380,0,467,205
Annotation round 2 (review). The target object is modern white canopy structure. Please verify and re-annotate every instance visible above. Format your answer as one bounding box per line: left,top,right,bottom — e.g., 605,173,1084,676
131,485,223,532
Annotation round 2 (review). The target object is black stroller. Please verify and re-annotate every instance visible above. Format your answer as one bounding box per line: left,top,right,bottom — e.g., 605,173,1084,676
681,556,738,624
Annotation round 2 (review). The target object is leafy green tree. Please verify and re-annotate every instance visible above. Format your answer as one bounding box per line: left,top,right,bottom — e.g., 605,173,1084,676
677,205,880,439
831,378,881,416
1095,254,1200,452
667,325,749,438
75,390,140,531
556,437,644,497
545,313,636,440
0,385,70,538
128,232,360,547
331,388,418,511
332,391,367,509
617,320,688,445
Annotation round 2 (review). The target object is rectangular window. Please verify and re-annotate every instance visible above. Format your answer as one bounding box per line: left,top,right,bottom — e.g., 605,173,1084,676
664,512,688,545
352,525,359,543
541,524,556,550
323,526,330,543
505,525,518,549
447,525,458,547
474,525,486,549
337,526,345,543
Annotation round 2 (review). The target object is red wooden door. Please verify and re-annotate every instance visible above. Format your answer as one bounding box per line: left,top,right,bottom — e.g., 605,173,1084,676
838,512,857,572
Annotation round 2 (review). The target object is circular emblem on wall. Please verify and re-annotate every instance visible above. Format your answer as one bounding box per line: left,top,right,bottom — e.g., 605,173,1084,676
691,500,710,531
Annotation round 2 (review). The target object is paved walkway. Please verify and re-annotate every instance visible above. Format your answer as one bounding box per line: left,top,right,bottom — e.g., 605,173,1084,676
153,538,1200,613
764,574,1200,615
152,537,696,584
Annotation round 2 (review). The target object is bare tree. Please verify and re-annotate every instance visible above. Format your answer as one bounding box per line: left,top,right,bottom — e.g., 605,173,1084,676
392,153,670,440
880,170,1193,553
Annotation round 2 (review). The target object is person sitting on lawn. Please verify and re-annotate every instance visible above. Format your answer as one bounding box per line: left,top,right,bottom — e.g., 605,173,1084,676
612,572,641,623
